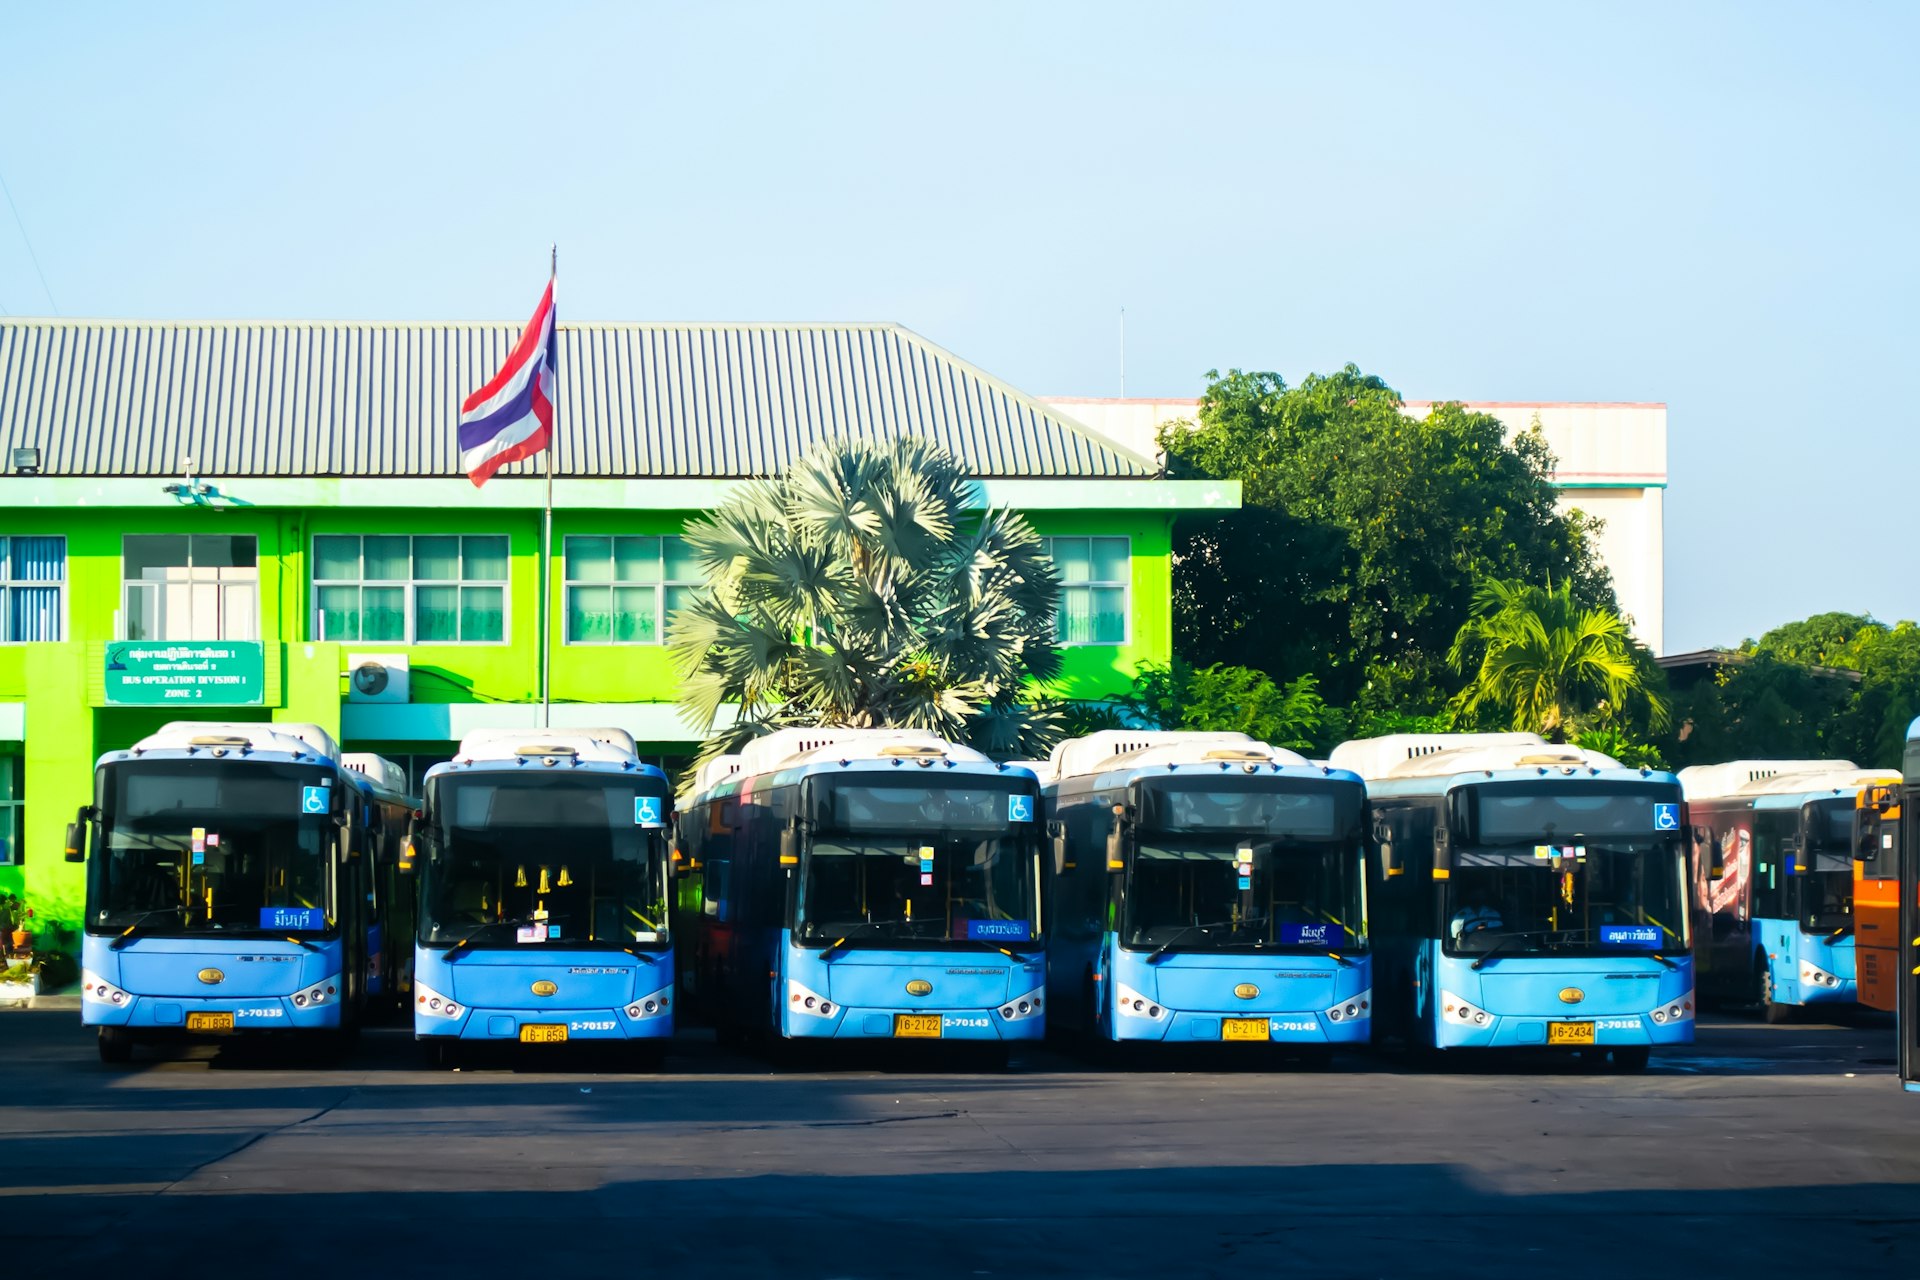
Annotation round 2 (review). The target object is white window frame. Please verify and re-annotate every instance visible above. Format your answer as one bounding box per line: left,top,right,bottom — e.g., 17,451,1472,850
1041,535,1131,647
121,534,259,642
0,755,18,867
310,533,511,646
0,535,67,644
561,534,701,646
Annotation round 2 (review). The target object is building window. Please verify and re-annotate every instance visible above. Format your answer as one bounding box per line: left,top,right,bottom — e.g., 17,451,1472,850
0,756,18,866
313,535,508,644
1042,536,1129,645
0,536,65,642
563,535,702,645
123,535,258,641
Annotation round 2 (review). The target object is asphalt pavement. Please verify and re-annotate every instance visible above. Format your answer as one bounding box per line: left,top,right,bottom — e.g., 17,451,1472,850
1,1010,1914,1277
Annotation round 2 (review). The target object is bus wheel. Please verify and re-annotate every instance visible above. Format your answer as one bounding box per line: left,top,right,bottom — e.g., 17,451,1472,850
1757,959,1795,1025
1610,1046,1651,1072
97,1027,134,1065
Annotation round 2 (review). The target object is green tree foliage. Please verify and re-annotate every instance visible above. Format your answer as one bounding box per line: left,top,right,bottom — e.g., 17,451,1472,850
1573,726,1668,770
1447,579,1669,742
1751,612,1877,669
1124,661,1331,753
668,438,1064,770
1663,654,1852,768
1162,366,1616,707
1665,615,1920,769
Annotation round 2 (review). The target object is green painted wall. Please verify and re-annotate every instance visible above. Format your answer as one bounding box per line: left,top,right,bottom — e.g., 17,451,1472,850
0,497,1184,933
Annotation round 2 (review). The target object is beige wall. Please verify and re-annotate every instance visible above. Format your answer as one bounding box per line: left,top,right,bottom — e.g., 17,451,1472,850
1042,397,1668,655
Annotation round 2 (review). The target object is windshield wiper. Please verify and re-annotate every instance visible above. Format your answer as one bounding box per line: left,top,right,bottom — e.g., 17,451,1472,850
444,915,548,961
106,906,188,950
1148,918,1265,960
1467,929,1535,970
816,918,915,959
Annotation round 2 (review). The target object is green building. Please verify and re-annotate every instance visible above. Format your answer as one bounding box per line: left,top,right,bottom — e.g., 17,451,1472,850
0,317,1237,930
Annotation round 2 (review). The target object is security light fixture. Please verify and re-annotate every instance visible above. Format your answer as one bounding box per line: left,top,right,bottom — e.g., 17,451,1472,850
11,447,39,475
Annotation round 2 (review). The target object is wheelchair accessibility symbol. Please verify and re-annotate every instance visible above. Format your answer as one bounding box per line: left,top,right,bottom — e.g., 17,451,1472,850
301,785,329,815
635,796,665,828
1008,794,1034,823
1653,802,1680,832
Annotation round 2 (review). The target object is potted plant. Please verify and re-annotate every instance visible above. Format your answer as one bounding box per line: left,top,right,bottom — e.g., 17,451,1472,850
0,957,37,1005
0,892,24,951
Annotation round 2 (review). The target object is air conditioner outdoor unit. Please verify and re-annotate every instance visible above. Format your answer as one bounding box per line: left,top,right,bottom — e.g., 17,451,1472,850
346,653,409,704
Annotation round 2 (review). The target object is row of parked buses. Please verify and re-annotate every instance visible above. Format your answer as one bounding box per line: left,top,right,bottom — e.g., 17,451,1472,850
59,719,1915,1073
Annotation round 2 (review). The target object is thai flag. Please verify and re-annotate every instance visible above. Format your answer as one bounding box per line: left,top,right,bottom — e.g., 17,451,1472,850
459,278,556,487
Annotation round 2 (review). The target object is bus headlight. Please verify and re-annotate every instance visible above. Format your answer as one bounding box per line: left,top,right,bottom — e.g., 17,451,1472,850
624,987,673,1020
81,970,131,1006
297,977,340,1010
1114,982,1166,1020
1649,990,1694,1025
1799,961,1842,989
415,981,462,1020
1439,990,1492,1028
787,980,835,1018
1325,989,1371,1023
999,989,1044,1022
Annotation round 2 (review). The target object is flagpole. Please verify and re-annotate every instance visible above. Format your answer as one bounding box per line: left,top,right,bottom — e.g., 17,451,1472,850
540,244,556,729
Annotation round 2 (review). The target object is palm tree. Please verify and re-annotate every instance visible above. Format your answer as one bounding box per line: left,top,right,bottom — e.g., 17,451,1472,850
1446,579,1668,741
668,437,1065,770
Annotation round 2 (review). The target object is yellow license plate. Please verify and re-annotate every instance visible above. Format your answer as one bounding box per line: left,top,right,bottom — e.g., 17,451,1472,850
186,1011,234,1032
519,1024,568,1043
893,1013,943,1038
1222,1017,1269,1042
1547,1021,1595,1046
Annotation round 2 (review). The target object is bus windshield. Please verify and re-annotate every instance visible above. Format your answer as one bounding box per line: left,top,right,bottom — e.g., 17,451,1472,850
1123,836,1365,951
1799,801,1855,931
796,778,1041,947
89,759,337,934
421,774,670,949
1443,840,1689,956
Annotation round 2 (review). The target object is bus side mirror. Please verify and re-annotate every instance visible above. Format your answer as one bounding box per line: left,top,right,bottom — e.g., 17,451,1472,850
1373,819,1399,877
398,819,421,874
1855,810,1881,865
780,826,799,867
1105,805,1127,871
64,817,87,863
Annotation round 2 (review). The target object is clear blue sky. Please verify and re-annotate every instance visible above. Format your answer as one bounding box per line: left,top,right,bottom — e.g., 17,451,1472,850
1,2,1912,652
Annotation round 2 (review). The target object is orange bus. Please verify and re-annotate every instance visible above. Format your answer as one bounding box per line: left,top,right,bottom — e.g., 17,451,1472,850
1853,783,1902,1012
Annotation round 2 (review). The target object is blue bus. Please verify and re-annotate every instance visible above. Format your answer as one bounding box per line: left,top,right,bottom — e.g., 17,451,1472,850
1331,733,1693,1070
67,722,403,1064
340,752,419,1015
1680,760,1893,1022
678,729,1045,1061
410,728,676,1068
1041,732,1372,1057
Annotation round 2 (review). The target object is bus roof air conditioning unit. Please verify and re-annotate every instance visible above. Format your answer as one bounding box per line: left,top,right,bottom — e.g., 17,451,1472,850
347,654,410,704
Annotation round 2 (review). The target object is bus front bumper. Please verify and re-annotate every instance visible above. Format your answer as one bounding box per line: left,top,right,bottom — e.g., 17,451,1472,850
411,982,674,1041
781,998,1045,1041
1432,988,1695,1049
80,972,345,1033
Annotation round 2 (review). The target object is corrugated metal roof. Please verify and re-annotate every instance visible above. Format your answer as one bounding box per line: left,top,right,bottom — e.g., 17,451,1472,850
0,319,1154,479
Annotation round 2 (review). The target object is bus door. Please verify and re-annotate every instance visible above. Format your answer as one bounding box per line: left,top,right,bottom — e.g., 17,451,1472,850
1853,786,1901,1013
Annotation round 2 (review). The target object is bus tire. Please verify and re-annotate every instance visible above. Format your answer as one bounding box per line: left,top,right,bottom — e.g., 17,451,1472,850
97,1027,134,1065
1610,1046,1651,1072
1757,956,1795,1024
